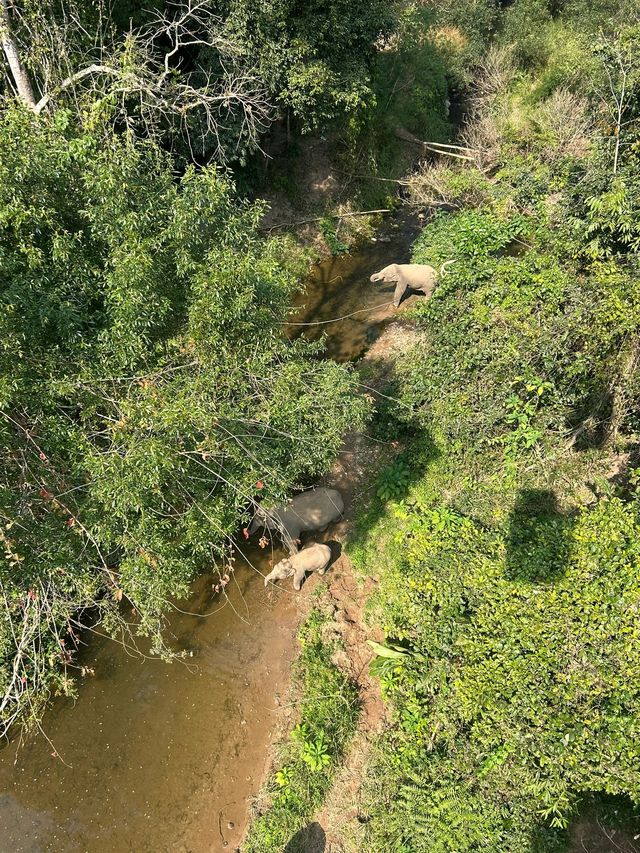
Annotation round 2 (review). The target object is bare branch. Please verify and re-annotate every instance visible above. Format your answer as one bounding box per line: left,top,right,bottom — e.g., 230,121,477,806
34,63,118,114
4,0,274,163
0,0,36,108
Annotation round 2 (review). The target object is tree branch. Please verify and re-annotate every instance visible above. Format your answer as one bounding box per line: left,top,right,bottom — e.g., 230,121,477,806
34,63,119,114
0,0,36,108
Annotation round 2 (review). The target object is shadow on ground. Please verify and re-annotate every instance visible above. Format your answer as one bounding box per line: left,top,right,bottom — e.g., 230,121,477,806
568,793,640,853
505,488,576,582
284,821,326,853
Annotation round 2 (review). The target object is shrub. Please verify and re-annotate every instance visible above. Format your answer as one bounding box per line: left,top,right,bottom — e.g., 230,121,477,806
0,107,367,734
357,480,640,852
244,605,359,853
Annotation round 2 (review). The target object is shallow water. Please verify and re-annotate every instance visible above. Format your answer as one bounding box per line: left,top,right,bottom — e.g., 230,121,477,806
287,209,422,362
0,548,300,853
0,209,421,853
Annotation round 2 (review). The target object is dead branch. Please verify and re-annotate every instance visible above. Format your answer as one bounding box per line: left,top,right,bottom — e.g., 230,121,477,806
394,126,479,162
3,0,274,163
34,63,118,114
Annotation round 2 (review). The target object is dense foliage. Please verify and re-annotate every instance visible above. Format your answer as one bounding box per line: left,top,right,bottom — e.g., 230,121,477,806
348,1,640,850
4,0,398,164
223,0,397,134
0,106,366,732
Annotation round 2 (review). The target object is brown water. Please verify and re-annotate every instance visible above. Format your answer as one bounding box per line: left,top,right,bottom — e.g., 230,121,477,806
287,209,422,362
0,209,421,853
0,548,301,853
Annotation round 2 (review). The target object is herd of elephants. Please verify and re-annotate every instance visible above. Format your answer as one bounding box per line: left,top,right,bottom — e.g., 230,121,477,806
253,260,452,590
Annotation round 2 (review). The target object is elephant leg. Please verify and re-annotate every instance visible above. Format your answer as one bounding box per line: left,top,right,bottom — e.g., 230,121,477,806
293,567,306,591
393,280,408,308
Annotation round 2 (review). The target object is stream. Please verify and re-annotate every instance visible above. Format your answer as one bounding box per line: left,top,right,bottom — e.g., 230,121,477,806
0,209,421,853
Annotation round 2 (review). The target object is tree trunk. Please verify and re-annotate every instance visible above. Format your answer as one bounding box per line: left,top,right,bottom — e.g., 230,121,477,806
0,0,36,109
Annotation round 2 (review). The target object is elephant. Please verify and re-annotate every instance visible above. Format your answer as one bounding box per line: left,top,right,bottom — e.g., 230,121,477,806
264,542,332,590
370,261,454,307
249,487,344,553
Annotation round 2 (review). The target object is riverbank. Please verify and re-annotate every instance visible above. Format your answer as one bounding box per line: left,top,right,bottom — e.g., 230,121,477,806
0,203,426,852
244,307,424,851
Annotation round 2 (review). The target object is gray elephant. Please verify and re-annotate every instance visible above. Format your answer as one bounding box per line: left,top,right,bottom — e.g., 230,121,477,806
249,487,344,553
264,543,332,590
370,261,454,307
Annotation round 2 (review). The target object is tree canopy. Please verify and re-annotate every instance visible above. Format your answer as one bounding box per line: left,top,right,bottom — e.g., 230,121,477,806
1,0,398,163
0,105,366,733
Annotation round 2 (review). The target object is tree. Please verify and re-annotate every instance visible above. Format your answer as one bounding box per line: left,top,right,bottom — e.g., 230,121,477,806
0,0,401,163
0,105,367,734
0,0,35,106
224,0,398,133
1,0,272,163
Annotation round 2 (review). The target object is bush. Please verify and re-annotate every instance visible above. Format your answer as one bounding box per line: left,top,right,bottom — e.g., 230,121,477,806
245,604,359,852
349,13,640,851
0,106,367,734
358,485,640,852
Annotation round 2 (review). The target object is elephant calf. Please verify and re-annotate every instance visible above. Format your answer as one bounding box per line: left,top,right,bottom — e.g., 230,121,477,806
249,487,344,553
370,261,453,307
264,543,332,591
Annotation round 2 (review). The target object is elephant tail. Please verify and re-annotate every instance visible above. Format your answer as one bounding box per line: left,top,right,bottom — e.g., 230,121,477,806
439,260,455,277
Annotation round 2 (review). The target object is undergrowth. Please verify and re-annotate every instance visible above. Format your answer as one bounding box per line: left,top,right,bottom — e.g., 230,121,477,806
343,2,640,850
244,600,359,853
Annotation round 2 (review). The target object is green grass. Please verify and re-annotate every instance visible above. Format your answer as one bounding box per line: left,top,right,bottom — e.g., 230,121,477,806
244,600,360,853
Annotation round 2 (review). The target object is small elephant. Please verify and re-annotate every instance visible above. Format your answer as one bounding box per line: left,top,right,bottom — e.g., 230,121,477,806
370,261,454,307
249,487,344,553
264,543,332,590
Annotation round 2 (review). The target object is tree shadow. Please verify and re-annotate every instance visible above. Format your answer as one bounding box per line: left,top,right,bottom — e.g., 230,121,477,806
342,364,443,551
284,821,326,853
567,793,640,853
504,489,576,583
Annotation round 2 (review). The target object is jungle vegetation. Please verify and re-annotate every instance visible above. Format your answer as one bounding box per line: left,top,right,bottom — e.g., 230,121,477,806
2,0,640,850
0,0,390,735
348,1,640,850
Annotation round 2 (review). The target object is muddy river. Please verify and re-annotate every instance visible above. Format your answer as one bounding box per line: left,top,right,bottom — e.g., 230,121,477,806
0,209,421,853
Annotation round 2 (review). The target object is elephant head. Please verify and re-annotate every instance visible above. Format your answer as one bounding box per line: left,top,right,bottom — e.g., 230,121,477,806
370,264,399,284
264,556,293,586
249,506,269,534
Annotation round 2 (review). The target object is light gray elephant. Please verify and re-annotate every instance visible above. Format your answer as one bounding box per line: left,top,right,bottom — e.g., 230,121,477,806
249,487,344,553
370,261,454,307
264,542,332,590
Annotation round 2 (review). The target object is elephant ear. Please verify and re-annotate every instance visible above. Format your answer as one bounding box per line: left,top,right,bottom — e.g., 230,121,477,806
385,264,401,281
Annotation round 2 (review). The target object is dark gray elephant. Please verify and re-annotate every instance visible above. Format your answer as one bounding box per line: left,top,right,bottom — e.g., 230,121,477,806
249,487,344,553
370,261,454,307
264,543,332,590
